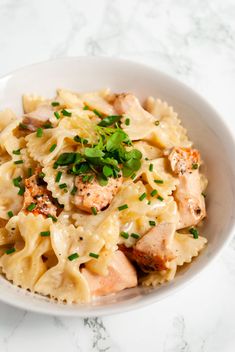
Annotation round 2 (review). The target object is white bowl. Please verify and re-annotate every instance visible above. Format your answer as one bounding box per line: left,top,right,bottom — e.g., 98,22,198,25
0,57,235,317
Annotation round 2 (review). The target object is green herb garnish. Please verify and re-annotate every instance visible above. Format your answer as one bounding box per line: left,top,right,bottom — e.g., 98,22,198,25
54,111,60,119
5,248,16,255
28,168,33,177
91,207,97,215
89,252,99,259
149,220,156,227
7,211,13,218
47,214,57,222
118,204,128,211
55,171,62,183
149,163,153,172
59,183,67,189
13,176,22,187
154,179,164,184
51,101,60,107
68,253,79,261
139,193,147,201
74,135,88,144
27,203,36,211
14,160,23,164
12,149,21,155
93,109,102,117
131,233,140,239
18,186,25,196
192,163,198,169
40,231,50,237
189,227,199,239
150,189,158,197
120,231,129,239
155,120,160,126
61,109,72,117
49,144,57,153
70,186,77,195
157,195,164,201
36,127,43,137
98,115,121,127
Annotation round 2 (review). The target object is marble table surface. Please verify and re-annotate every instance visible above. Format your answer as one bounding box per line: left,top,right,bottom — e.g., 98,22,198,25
0,0,235,351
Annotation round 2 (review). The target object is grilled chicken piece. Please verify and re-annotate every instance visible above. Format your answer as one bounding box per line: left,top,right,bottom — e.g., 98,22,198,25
169,147,200,176
120,223,175,272
74,175,123,214
81,250,137,297
23,174,57,217
174,170,206,229
22,105,55,132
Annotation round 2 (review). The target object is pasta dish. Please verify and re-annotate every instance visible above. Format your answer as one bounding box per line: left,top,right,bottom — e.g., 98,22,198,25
0,88,207,303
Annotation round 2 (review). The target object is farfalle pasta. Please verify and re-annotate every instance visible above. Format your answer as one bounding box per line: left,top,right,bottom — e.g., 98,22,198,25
0,89,208,303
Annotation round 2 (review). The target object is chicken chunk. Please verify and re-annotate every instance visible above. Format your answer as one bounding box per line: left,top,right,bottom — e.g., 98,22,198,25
169,147,200,176
74,175,123,213
174,170,206,229
23,173,57,217
120,222,175,272
81,250,137,297
22,105,55,132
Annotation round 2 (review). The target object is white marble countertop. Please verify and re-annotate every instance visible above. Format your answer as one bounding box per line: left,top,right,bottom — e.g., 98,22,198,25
0,0,235,351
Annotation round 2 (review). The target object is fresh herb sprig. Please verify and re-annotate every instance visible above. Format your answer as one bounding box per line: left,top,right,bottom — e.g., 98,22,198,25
53,123,142,186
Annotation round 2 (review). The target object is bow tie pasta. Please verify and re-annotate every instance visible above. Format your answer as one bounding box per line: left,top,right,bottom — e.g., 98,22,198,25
0,88,207,303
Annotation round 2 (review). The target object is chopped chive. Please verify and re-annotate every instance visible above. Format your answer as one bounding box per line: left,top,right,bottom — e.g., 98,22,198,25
189,227,199,239
61,109,72,117
51,101,60,107
13,176,22,187
131,173,136,180
38,172,45,178
54,111,60,119
55,171,62,183
83,105,89,110
70,186,77,195
43,122,52,129
74,135,88,144
154,179,164,184
12,149,21,155
88,174,94,182
139,193,147,201
49,144,57,153
82,175,90,182
148,200,151,205
120,231,129,239
7,211,14,218
131,233,140,239
36,127,43,137
192,163,198,170
19,123,28,129
157,195,164,201
47,214,57,222
14,160,23,164
59,183,67,189
40,231,50,237
18,186,25,196
149,163,153,172
149,220,156,227
53,162,58,169
93,109,102,117
155,120,160,126
151,189,158,197
125,118,130,126
5,248,16,255
145,157,149,161
201,192,206,198
27,203,36,211
118,204,128,211
91,207,97,215
68,252,79,261
89,252,99,259
28,167,33,177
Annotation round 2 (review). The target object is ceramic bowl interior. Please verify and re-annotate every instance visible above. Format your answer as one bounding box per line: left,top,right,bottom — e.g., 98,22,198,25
0,57,235,316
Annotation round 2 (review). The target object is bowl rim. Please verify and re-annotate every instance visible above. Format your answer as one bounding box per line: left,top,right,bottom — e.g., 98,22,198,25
0,56,235,317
